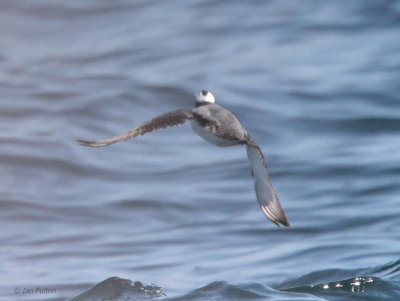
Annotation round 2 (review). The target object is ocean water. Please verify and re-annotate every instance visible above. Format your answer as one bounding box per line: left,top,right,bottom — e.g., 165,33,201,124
1,0,400,300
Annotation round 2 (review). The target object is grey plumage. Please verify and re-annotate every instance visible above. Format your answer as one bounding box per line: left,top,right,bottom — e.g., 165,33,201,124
78,109,195,147
79,91,290,227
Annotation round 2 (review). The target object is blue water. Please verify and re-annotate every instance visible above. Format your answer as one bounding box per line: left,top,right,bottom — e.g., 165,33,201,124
1,0,400,300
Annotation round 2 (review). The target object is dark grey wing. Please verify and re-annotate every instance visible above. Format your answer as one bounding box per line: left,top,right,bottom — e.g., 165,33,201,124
78,109,194,147
246,137,290,227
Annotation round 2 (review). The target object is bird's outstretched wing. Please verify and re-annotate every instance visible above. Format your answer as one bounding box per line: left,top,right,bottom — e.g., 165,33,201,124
246,137,290,227
78,109,194,147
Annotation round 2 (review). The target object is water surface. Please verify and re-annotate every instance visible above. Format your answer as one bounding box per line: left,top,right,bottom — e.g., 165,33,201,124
1,0,400,300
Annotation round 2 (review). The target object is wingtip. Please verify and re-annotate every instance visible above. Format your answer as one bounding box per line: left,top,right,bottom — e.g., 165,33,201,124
260,203,291,228
273,217,291,228
77,139,105,147
277,213,291,228
281,219,291,228
77,139,92,146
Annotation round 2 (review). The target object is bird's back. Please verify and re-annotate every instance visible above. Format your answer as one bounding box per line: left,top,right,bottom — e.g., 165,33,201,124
192,104,248,143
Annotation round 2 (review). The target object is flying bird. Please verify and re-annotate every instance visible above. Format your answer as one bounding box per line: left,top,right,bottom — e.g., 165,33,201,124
78,91,290,227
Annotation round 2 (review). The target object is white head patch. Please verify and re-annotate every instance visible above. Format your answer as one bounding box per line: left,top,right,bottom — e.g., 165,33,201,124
195,90,215,104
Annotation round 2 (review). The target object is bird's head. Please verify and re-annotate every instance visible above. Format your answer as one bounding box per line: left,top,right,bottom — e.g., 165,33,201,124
195,90,215,106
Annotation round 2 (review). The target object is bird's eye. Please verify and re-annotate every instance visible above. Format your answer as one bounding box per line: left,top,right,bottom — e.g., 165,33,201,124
201,90,208,96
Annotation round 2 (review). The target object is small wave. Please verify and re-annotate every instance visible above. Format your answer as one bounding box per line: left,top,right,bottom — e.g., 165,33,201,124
64,261,400,301
281,276,400,301
68,278,316,301
275,261,400,300
68,277,164,301
168,281,317,301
